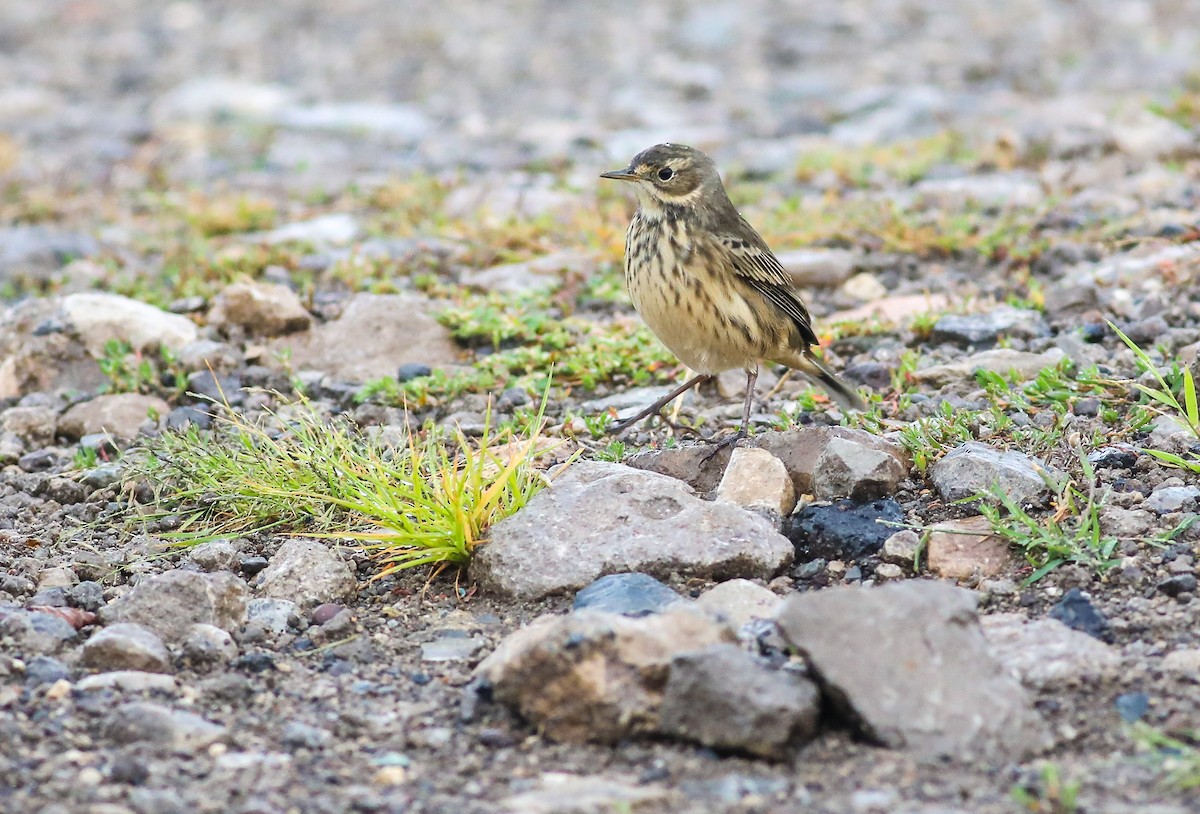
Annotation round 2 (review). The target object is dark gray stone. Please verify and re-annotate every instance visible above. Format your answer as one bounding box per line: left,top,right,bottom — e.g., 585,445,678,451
573,573,684,617
788,498,905,562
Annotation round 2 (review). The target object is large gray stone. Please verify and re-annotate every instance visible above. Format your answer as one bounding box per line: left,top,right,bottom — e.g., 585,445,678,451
81,623,172,673
254,540,356,613
207,280,312,337
775,581,1051,761
754,427,908,500
61,292,199,355
658,644,820,759
475,605,734,743
980,613,1120,689
914,349,1066,387
58,393,170,441
99,570,248,643
274,293,461,382
102,702,226,753
931,442,1058,506
472,461,794,600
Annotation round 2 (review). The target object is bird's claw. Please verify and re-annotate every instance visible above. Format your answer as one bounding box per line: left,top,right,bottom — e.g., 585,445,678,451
699,428,746,464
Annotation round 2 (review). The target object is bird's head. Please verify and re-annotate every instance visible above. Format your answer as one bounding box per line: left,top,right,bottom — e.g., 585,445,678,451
600,143,723,210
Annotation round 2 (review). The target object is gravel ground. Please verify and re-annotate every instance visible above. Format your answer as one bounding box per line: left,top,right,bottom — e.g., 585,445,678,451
3,2,1200,813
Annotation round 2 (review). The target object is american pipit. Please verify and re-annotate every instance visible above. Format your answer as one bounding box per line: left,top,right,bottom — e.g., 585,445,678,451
600,142,864,440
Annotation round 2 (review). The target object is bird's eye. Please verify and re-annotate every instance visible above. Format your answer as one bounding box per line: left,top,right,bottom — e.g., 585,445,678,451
657,167,674,181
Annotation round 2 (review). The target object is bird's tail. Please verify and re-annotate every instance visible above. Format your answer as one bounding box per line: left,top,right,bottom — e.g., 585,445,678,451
791,353,867,411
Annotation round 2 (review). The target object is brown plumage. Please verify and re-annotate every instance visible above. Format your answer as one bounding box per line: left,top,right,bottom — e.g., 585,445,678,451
600,142,864,439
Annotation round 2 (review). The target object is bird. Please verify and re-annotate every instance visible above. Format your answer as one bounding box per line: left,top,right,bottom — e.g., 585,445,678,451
599,142,865,441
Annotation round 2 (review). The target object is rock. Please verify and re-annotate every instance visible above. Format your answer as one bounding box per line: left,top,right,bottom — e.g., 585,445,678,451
1100,507,1154,538
930,307,1048,347
0,608,77,655
280,720,333,750
694,579,782,630
81,623,171,673
36,566,77,591
102,702,226,753
789,498,905,562
840,272,888,302
1,405,57,446
472,462,793,600
100,570,248,643
254,540,356,613
658,644,820,759
0,226,100,280
1145,485,1200,515
625,444,732,494
0,298,105,398
245,598,299,634
926,516,1012,579
714,447,796,520
874,563,905,581
755,427,908,500
461,251,598,294
208,281,312,336
498,775,677,814
930,442,1057,506
180,623,238,667
880,530,921,566
776,248,858,287
420,633,486,662
913,348,1066,386
276,102,429,140
1158,574,1198,598
572,573,685,617
475,605,733,742
61,292,199,355
1162,648,1200,675
775,581,1051,761
980,613,1119,689
912,174,1043,210
1047,588,1111,642
828,293,953,327
58,394,170,442
76,671,179,694
275,293,461,382
1088,445,1138,469
257,213,361,246
152,78,292,125
24,655,70,686
186,540,241,573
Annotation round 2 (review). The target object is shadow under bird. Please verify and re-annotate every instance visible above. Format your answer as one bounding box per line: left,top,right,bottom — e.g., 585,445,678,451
600,142,865,441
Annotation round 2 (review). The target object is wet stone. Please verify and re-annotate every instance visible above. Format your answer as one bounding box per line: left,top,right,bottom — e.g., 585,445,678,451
788,498,905,562
572,573,685,617
1048,588,1112,642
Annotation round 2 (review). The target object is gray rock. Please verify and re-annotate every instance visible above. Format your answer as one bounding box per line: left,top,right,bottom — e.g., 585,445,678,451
880,530,921,566
99,570,248,643
207,281,312,336
912,174,1043,210
475,605,733,743
980,613,1119,689
280,720,333,750
102,702,226,753
245,597,299,634
754,427,908,500
694,579,781,630
472,462,794,600
775,581,1051,761
254,540,356,613
0,405,57,446
499,775,677,814
0,226,100,280
152,78,292,125
274,293,461,383
931,442,1058,505
462,251,598,294
714,446,796,520
914,348,1066,387
789,498,905,562
186,540,242,573
1100,507,1154,538
180,623,238,667
930,307,1048,347
658,644,820,759
1145,485,1200,514
276,102,429,140
625,444,732,494
572,573,685,617
0,608,77,655
76,670,179,694
81,623,172,673
775,248,858,287
420,633,486,662
61,292,199,355
257,213,361,246
58,393,170,442
36,566,77,591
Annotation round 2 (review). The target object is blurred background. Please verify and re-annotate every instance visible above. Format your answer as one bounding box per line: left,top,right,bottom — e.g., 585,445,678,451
3,0,1199,190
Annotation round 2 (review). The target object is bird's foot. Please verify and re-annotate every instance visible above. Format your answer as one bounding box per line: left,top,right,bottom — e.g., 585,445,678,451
699,428,747,464
607,411,701,438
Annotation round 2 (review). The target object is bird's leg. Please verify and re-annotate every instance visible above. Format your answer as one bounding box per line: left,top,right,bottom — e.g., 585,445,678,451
700,366,758,463
607,373,711,435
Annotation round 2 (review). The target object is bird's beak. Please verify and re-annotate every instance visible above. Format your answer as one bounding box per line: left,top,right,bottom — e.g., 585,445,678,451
600,167,638,181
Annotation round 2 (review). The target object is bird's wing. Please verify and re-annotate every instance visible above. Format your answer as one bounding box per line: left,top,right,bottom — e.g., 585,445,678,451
714,219,819,348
